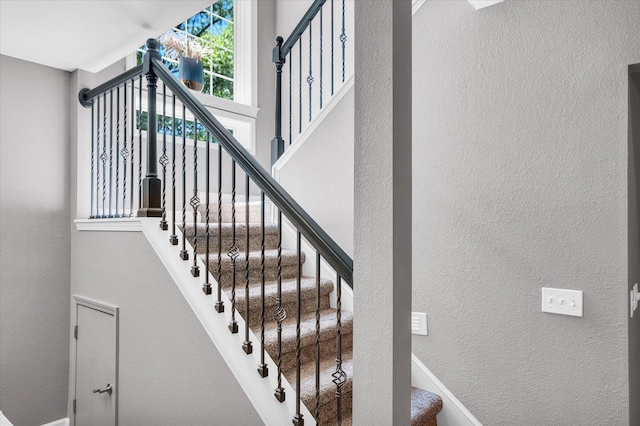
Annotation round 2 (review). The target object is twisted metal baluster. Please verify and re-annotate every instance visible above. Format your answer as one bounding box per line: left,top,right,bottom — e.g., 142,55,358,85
90,101,95,218
228,160,239,333
95,98,101,217
138,75,143,211
159,83,169,230
332,274,346,426
341,0,346,83
101,93,108,217
331,0,335,95
121,83,129,217
109,89,114,217
214,141,224,313
299,40,302,134
242,173,253,354
293,231,304,426
129,78,135,216
274,210,286,402
169,95,178,245
115,87,121,217
190,118,200,277
257,191,268,377
180,104,189,261
315,251,321,423
308,21,313,123
320,7,324,110
202,132,212,295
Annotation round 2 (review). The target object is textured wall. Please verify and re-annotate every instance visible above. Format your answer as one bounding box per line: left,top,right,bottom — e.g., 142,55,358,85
71,231,262,425
277,85,354,256
411,1,639,424
0,55,71,425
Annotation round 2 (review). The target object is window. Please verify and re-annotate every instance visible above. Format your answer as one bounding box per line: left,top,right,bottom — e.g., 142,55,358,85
137,1,235,100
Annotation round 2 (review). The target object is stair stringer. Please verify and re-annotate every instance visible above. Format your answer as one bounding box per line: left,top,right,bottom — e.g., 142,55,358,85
76,217,316,426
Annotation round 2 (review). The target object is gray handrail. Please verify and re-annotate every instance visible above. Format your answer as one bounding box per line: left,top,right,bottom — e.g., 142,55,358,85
79,65,143,107
281,0,326,59
150,57,353,285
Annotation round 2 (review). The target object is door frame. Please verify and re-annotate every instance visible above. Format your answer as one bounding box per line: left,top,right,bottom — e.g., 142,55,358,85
70,295,119,426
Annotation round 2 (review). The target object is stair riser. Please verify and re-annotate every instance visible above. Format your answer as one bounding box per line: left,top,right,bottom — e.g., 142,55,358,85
317,391,352,426
237,295,331,327
210,264,300,287
279,331,353,374
198,203,264,224
184,226,279,252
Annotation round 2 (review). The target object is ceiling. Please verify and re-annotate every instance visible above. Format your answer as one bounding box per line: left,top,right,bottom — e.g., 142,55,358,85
0,0,213,72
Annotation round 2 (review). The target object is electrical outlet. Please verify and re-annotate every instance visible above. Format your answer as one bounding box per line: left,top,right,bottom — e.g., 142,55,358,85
542,287,583,317
411,312,428,335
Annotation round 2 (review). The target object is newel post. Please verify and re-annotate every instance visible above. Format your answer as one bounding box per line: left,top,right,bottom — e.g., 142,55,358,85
271,36,285,167
138,38,163,217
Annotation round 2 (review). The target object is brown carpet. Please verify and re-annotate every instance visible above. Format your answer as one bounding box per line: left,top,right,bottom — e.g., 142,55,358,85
186,202,443,424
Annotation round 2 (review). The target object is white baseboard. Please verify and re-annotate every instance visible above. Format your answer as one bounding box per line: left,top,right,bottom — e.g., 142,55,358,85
41,418,70,426
411,355,483,426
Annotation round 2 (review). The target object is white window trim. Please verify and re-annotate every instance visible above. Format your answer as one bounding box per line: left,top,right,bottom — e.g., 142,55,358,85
125,0,258,152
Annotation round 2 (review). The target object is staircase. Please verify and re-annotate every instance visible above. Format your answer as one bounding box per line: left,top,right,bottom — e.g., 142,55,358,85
183,203,442,425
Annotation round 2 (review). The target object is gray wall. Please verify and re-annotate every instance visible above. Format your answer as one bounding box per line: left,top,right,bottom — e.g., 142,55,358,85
0,55,71,425
411,1,639,424
629,68,640,426
70,231,262,425
277,86,354,256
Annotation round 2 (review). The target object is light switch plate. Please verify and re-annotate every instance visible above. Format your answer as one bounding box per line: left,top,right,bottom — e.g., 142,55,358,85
542,287,583,317
411,312,428,335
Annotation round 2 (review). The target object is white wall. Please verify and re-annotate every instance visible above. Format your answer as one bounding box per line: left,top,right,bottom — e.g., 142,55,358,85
411,1,640,424
276,85,354,256
0,55,71,425
70,230,262,425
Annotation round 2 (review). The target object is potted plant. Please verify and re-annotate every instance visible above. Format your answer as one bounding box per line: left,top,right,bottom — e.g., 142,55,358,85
159,30,210,92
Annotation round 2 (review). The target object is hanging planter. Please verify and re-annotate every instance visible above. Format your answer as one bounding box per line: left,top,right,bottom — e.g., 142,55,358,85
179,56,204,92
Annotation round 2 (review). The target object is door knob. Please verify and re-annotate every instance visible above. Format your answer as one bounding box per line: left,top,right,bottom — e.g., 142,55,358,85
92,384,113,395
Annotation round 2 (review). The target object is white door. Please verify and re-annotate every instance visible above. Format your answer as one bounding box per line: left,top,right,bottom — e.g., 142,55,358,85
75,302,118,426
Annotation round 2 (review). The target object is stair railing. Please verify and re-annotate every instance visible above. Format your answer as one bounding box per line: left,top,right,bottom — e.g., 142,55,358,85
271,0,350,165
80,37,352,426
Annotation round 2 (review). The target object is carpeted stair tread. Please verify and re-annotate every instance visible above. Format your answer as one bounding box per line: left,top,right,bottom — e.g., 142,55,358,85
227,276,334,326
262,308,353,363
411,387,443,426
182,222,279,252
206,249,305,286
198,200,266,224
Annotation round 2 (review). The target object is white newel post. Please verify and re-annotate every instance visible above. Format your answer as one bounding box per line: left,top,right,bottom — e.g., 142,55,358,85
353,1,412,425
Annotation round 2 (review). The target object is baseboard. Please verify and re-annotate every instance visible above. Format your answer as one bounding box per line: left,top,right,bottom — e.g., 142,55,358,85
40,418,70,426
411,355,483,426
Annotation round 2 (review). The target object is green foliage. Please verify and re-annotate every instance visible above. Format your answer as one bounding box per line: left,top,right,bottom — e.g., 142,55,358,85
201,23,234,99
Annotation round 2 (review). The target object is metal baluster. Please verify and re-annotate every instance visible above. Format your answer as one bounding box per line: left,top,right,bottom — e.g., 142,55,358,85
215,141,224,313
130,78,135,216
115,87,120,218
96,98,101,217
90,101,95,218
331,0,335,95
320,7,324,110
289,59,293,146
332,274,346,426
274,210,286,402
191,118,200,277
121,83,129,217
180,104,189,261
242,173,253,354
101,93,107,217
308,22,313,123
293,231,304,426
299,40,302,134
257,191,268,377
109,89,114,217
170,95,179,244
341,0,346,83
138,75,143,211
160,83,169,230
228,160,239,333
315,251,321,423
202,132,212,295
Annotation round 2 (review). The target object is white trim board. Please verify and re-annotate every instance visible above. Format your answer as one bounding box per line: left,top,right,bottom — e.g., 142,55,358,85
411,355,483,426
412,0,505,14
40,418,70,426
